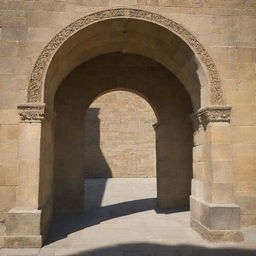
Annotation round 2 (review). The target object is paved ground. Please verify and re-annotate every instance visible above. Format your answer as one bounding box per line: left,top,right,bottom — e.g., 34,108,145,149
2,178,256,256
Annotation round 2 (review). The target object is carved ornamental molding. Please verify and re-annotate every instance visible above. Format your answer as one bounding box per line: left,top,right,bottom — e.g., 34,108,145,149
194,106,231,128
17,103,46,122
27,8,224,105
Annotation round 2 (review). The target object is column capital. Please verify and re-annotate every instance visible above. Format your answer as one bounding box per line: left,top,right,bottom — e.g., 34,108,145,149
194,106,231,128
17,103,46,123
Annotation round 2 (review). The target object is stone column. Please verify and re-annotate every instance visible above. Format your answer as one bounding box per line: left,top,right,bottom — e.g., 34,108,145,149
4,103,46,248
190,106,244,242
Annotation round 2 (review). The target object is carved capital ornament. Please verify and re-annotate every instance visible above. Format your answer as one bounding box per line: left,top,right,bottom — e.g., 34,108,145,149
17,103,46,122
27,8,224,105
194,106,231,128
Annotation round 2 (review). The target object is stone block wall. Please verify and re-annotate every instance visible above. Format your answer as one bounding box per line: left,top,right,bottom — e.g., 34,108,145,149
0,0,255,246
84,91,157,178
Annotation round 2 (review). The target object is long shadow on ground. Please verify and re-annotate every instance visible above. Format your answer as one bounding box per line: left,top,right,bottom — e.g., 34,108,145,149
55,243,256,256
46,197,187,244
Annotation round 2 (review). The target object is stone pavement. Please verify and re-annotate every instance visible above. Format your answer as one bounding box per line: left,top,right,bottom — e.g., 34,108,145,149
1,178,256,256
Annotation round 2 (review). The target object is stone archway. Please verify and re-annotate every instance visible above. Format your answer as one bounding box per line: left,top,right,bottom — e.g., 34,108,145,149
5,8,243,248
26,8,224,105
53,53,193,213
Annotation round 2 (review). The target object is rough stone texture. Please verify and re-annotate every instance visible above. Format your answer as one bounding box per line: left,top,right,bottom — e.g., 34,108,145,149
0,0,255,248
84,91,157,178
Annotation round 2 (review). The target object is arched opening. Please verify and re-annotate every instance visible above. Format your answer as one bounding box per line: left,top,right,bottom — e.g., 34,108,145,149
83,90,157,218
84,90,157,179
53,52,193,216
47,52,193,243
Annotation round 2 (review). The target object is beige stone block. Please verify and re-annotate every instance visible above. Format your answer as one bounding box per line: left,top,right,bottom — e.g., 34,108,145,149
0,89,27,109
0,41,18,57
231,126,256,144
110,0,137,5
212,161,233,183
207,125,231,144
241,214,256,226
200,0,245,8
17,41,45,58
0,109,19,125
232,144,256,157
28,27,60,42
236,196,256,214
193,145,203,163
203,181,212,202
191,178,203,199
193,162,204,180
0,165,4,185
234,182,256,197
229,89,255,105
231,104,256,126
234,156,256,183
230,47,255,63
237,16,256,47
191,195,241,230
82,0,109,5
159,0,192,7
190,195,202,222
33,1,66,12
0,186,16,212
6,209,41,236
18,123,41,160
0,74,28,91
211,144,232,161
209,47,229,63
219,63,239,79
211,183,233,204
26,11,72,28
0,57,16,74
237,79,256,91
18,160,40,185
16,184,39,209
0,125,19,161
2,17,28,40
138,0,159,5
0,160,19,186
238,64,256,80
4,235,42,248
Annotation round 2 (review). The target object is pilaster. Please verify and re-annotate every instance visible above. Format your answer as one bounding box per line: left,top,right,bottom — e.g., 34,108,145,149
5,103,47,248
191,106,243,242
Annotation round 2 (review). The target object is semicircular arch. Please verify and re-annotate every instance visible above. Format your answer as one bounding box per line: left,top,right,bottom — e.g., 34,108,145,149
27,8,224,108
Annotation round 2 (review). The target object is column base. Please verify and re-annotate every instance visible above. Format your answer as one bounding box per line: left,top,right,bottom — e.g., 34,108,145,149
190,196,244,242
4,209,43,248
191,217,244,242
4,235,42,248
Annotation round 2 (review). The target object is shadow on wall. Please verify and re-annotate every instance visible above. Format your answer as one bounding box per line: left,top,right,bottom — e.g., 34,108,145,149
84,108,112,178
53,243,256,256
84,108,112,212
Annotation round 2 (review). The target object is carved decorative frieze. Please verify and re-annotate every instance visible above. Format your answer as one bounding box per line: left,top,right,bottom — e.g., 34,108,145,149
194,106,231,128
17,103,46,122
27,8,224,105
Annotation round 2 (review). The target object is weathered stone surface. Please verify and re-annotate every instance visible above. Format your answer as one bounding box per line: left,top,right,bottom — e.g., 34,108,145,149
84,91,157,178
0,1,255,248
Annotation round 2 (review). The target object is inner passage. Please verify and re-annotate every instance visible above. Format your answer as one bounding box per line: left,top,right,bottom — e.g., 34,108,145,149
84,91,157,212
